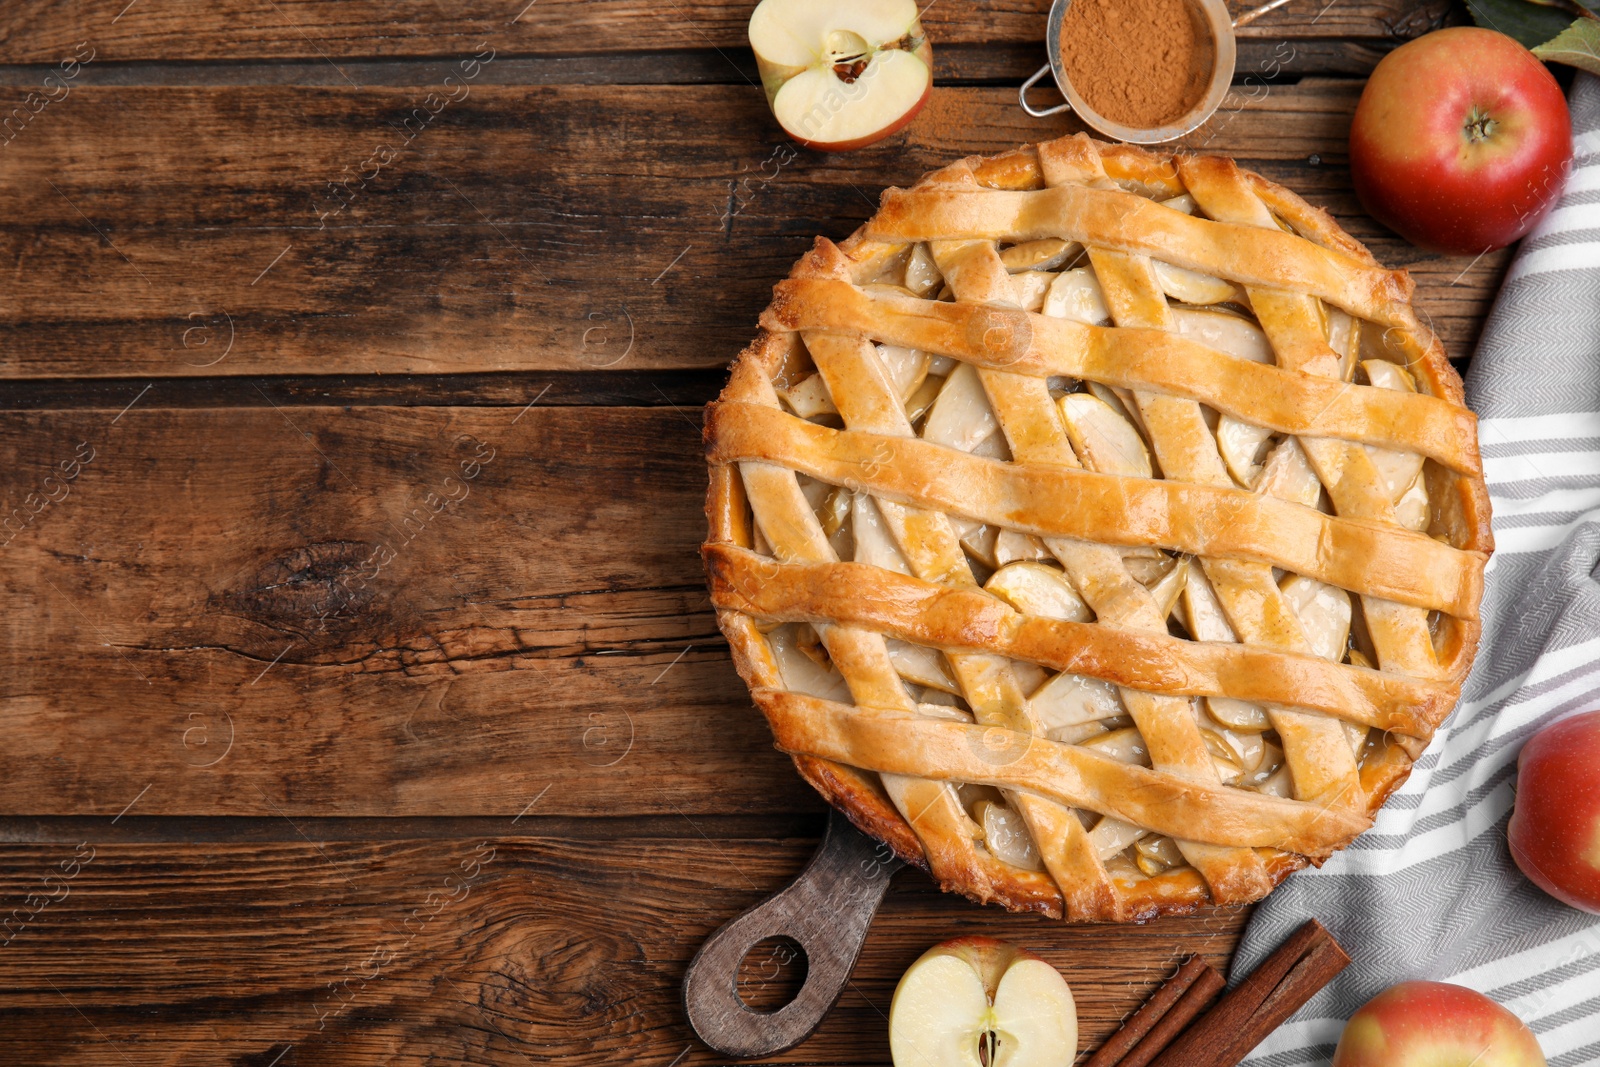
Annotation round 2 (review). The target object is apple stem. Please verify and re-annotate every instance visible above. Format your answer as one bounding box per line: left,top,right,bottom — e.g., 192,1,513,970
1464,106,1498,143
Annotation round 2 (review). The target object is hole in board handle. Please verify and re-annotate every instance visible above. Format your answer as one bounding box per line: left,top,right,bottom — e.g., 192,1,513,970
736,935,810,1014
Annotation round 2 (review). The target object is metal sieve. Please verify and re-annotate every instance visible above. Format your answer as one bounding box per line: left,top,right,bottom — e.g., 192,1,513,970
1020,0,1296,144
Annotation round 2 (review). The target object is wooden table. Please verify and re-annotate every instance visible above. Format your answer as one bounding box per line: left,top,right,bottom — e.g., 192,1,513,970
0,2,1504,1063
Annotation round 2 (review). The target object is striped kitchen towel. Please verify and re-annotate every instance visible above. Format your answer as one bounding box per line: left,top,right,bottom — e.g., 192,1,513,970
1236,72,1600,1066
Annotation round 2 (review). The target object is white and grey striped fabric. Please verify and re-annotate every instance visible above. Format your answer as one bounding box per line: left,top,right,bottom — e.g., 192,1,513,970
1237,72,1600,1066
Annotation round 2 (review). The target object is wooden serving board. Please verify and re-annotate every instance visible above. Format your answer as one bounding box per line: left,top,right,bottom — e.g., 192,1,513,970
0,2,1503,1062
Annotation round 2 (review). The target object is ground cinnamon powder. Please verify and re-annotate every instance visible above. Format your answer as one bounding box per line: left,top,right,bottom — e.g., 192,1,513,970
1059,0,1210,129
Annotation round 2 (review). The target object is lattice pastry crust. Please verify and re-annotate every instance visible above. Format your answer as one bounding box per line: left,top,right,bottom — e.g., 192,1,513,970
703,135,1492,922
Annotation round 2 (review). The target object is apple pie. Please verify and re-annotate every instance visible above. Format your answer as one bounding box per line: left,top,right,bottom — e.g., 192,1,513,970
703,134,1492,921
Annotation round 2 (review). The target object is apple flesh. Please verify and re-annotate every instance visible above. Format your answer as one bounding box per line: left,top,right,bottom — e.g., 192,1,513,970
1349,27,1571,255
889,936,1075,1067
748,0,933,152
1332,982,1545,1067
1509,709,1600,913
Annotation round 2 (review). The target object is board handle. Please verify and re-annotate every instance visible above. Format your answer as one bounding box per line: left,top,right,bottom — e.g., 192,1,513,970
683,808,905,1058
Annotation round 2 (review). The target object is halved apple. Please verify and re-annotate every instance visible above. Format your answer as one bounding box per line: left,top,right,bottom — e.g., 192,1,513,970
889,936,1077,1067
748,0,933,152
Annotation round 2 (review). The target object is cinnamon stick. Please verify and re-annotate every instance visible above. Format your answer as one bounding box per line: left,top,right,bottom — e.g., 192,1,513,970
1146,920,1350,1067
1084,955,1224,1067
1119,962,1227,1067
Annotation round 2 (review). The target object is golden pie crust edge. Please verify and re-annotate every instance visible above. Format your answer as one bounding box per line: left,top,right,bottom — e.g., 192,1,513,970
702,134,1493,923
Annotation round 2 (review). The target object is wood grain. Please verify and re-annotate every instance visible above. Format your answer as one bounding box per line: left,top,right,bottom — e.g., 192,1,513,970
0,404,825,816
0,828,1251,1065
0,83,1505,379
0,0,1453,64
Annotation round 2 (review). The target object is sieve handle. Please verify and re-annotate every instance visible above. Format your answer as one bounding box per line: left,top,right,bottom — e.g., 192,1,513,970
1019,63,1072,119
1233,0,1297,28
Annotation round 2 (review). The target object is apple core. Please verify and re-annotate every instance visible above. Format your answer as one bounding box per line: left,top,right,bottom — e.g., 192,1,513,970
825,31,873,82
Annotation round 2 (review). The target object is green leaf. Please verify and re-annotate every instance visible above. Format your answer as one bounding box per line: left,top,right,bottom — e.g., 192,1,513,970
1468,0,1580,47
1534,15,1600,75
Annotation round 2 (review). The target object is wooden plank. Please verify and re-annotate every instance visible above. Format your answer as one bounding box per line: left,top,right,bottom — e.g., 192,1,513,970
0,370,729,412
0,0,1453,63
0,83,1502,379
0,39,1446,91
0,831,1252,1064
0,404,830,817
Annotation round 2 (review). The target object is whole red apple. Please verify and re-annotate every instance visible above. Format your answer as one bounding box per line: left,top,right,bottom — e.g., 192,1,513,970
1509,709,1600,913
1349,27,1571,255
1332,982,1545,1067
